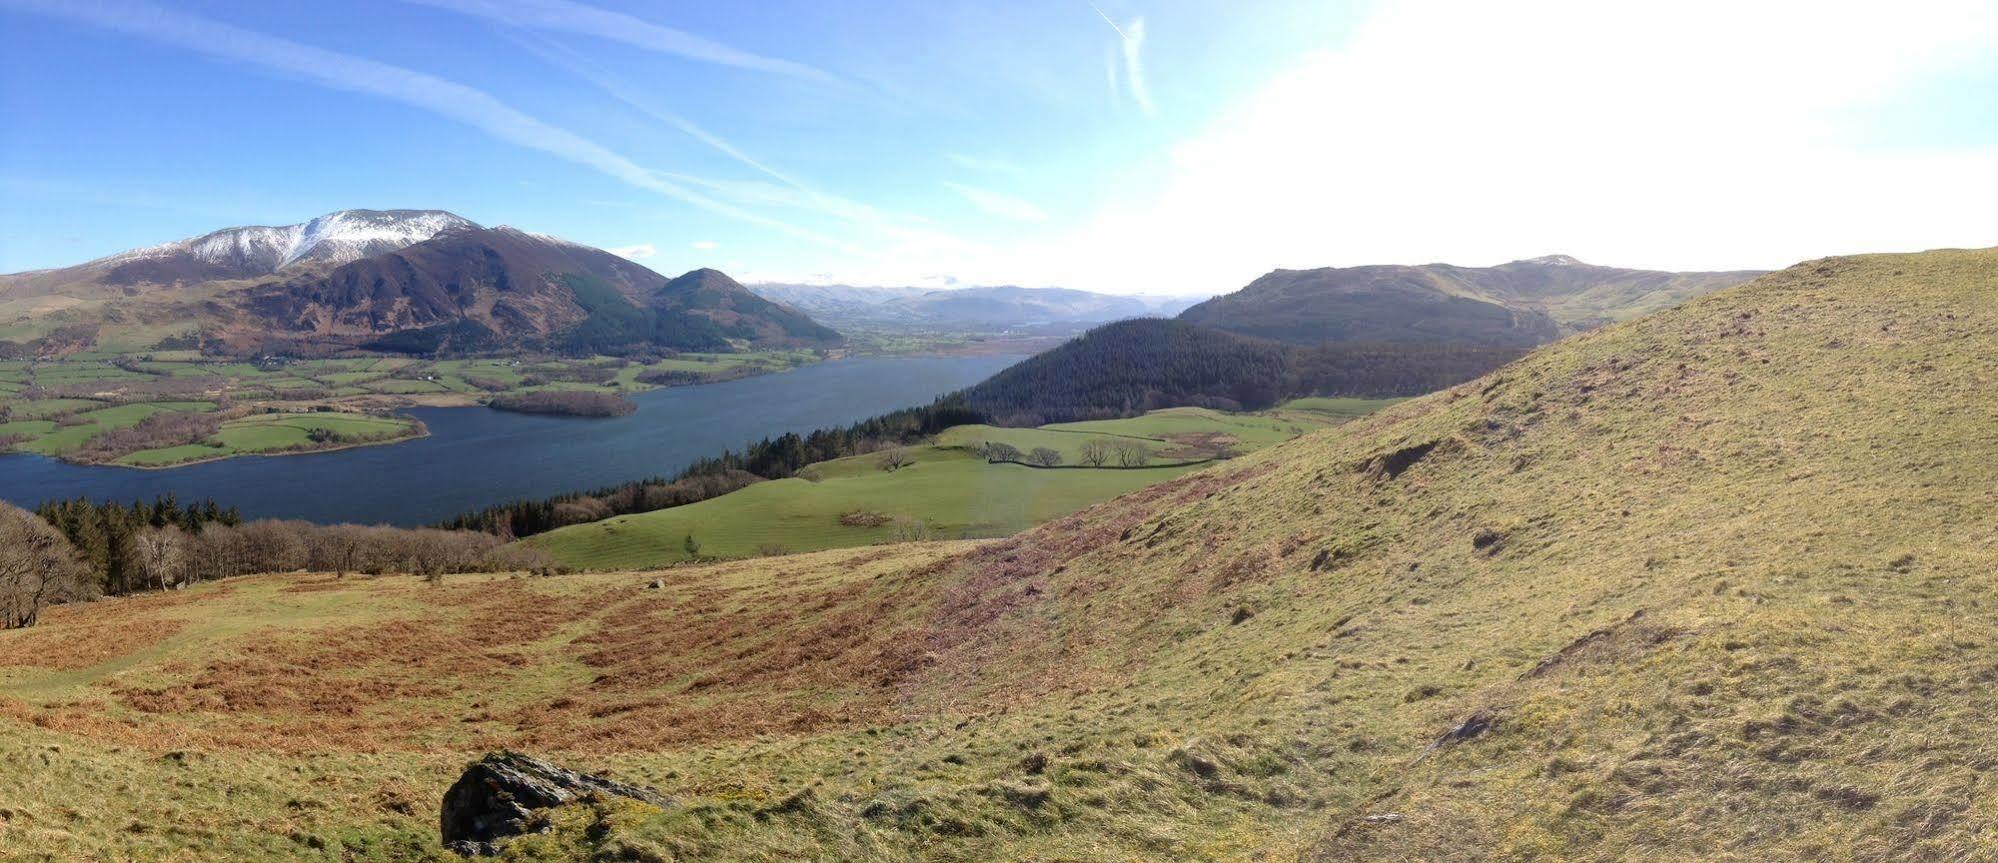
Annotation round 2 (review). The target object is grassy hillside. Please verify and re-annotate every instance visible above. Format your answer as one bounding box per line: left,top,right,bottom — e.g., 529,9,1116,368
528,403,1372,569
1,248,1995,861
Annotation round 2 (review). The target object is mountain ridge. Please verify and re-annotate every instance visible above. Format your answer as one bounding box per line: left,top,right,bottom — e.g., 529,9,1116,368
1180,256,1766,347
0,211,843,357
0,209,477,297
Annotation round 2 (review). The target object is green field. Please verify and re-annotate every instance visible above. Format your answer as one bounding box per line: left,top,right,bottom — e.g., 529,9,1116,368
0,401,217,456
530,448,1194,568
527,402,1394,569
115,412,422,466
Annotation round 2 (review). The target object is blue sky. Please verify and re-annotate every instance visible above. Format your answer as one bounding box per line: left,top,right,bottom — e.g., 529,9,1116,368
5,0,1998,294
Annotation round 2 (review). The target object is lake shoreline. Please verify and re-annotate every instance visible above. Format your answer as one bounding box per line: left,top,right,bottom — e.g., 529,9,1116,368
0,354,1027,525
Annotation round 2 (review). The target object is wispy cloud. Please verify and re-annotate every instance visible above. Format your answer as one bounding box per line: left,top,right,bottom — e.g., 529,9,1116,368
401,0,836,84
5,0,855,252
507,32,886,227
943,182,1050,223
607,243,656,260
1089,2,1154,115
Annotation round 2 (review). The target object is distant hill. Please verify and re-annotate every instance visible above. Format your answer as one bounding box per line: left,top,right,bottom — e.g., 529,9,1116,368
1178,255,1763,347
958,317,1523,424
655,269,841,346
749,282,1202,330
0,210,842,357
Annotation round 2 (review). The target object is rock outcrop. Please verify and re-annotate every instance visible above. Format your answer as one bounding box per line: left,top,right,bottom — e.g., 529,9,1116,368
440,752,670,855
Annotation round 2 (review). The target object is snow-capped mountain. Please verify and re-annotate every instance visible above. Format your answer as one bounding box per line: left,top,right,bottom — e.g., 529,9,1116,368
2,209,478,294
108,208,477,275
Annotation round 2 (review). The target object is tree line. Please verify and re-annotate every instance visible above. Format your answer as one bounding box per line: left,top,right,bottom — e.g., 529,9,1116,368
2,495,554,629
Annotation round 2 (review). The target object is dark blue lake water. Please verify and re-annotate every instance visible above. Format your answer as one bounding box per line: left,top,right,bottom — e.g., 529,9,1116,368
0,354,1022,526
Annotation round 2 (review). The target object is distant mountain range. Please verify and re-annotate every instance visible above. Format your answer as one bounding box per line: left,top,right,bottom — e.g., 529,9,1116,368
1179,255,1766,348
4,212,1762,361
748,282,1202,330
0,210,841,356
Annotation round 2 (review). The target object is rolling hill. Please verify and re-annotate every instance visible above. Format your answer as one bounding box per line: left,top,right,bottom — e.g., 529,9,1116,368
3,246,1988,860
653,269,841,346
1179,255,1764,347
956,317,1521,424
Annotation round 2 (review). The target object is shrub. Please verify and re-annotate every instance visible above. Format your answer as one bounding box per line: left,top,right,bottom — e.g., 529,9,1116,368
840,510,893,528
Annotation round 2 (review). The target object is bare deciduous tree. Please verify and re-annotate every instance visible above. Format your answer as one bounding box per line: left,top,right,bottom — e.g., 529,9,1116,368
877,447,912,472
981,442,1023,464
1114,440,1153,467
1079,439,1110,467
891,516,933,542
0,503,91,629
133,526,186,591
1029,447,1063,467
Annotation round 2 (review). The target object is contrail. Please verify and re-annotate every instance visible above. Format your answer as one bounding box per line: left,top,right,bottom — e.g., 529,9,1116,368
1088,0,1129,39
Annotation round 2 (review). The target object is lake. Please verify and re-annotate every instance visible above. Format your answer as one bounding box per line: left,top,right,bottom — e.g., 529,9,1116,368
0,354,1023,526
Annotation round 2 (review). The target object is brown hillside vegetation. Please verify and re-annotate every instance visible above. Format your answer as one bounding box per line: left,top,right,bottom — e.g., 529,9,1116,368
2,248,1997,861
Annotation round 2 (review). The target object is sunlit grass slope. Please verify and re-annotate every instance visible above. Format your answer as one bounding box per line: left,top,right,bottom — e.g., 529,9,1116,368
2,249,1996,861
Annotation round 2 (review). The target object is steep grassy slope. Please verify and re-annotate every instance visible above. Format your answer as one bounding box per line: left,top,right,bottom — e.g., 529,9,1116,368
0,248,1994,861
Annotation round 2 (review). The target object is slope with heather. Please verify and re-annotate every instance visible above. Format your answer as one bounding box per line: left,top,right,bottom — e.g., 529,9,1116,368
0,248,1994,861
